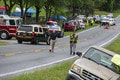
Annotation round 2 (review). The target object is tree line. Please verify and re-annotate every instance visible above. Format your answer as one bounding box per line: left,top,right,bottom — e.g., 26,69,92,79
1,0,120,23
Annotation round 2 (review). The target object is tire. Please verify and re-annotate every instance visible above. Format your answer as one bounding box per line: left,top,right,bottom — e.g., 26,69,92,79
34,38,39,45
66,74,73,80
46,37,50,45
31,41,34,44
18,40,22,44
0,31,9,40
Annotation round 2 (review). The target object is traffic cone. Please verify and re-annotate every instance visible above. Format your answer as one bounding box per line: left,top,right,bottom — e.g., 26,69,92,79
104,24,110,29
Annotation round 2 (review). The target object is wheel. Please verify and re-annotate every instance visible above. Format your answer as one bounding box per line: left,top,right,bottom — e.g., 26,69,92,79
34,38,39,45
31,41,34,44
46,37,50,45
0,31,9,40
66,74,73,80
18,40,22,44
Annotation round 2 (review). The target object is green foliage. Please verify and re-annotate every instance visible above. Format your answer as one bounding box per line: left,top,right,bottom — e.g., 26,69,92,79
1,0,120,22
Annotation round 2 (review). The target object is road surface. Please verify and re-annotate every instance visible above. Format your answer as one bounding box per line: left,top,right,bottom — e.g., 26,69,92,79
0,16,120,79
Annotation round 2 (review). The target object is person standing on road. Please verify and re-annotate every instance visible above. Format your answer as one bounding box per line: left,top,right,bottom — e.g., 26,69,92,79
70,31,78,55
62,21,65,29
49,30,58,53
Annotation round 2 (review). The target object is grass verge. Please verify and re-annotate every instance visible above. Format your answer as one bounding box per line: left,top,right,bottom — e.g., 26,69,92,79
106,37,120,55
0,41,8,45
9,60,75,80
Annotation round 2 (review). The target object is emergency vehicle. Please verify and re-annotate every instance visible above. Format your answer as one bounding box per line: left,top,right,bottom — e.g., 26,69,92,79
0,16,22,39
44,21,64,38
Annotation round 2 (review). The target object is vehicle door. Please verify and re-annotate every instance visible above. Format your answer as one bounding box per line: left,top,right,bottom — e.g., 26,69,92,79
38,27,46,41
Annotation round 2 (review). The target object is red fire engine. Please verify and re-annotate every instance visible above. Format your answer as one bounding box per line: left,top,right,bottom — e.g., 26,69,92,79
0,16,22,39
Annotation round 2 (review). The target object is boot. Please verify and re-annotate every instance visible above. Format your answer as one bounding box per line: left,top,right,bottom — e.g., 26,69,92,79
73,52,75,55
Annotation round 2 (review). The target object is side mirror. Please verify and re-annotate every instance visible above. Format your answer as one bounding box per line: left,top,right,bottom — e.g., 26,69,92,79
76,52,82,57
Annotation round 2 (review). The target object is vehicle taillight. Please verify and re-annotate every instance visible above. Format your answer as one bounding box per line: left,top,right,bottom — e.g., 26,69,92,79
32,32,35,37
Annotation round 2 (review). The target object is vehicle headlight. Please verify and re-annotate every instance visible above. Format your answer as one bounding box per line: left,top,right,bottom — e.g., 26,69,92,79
71,64,81,73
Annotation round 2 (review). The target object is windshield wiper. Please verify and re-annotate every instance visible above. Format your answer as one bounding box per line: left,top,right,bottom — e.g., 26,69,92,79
85,57,100,64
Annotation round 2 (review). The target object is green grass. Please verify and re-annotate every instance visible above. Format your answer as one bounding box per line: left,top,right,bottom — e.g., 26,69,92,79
0,41,8,45
95,10,109,15
95,10,120,18
106,37,120,55
9,60,75,80
113,9,120,17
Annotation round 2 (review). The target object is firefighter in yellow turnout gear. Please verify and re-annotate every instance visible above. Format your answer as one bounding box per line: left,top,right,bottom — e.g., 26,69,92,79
70,32,78,55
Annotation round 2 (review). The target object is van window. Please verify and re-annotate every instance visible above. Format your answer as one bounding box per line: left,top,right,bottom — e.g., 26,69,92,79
34,27,38,32
18,26,32,32
9,20,15,25
39,28,42,32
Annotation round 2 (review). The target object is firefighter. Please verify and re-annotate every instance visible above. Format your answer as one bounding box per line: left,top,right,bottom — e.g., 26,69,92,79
91,19,94,26
70,31,78,55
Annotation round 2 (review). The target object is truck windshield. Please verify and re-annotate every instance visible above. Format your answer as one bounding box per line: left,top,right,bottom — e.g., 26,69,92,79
9,20,15,25
18,26,32,32
84,47,120,74
16,19,22,26
46,22,55,26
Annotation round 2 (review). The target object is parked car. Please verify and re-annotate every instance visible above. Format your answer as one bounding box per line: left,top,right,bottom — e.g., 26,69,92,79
107,13,113,18
16,24,51,45
44,21,64,38
64,20,78,31
66,46,120,80
76,20,85,29
93,15,101,23
76,15,86,21
101,17,109,25
108,18,116,26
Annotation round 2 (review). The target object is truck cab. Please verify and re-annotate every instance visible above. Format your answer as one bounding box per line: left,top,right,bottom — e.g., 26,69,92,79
66,46,120,80
0,16,22,39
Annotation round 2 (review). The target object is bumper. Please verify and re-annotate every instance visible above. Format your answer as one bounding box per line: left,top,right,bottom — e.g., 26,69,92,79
64,27,75,30
16,36,33,42
67,70,84,80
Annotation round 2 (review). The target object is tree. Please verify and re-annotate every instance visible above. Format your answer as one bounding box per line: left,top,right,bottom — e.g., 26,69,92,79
3,0,16,16
16,0,32,23
33,0,45,23
44,0,64,21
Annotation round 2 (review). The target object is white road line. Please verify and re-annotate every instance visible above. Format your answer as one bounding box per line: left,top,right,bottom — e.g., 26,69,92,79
0,56,77,77
0,27,119,78
99,33,120,47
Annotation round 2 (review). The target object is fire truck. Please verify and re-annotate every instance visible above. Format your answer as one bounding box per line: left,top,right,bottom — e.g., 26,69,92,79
0,16,22,40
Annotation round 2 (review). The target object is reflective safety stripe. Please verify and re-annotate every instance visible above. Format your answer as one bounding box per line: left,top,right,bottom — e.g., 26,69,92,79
70,34,78,43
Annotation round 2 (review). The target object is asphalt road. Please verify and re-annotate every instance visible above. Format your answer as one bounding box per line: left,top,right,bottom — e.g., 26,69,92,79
0,16,120,79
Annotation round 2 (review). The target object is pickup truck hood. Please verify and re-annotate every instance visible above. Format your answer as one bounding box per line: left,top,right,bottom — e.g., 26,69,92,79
74,58,120,80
